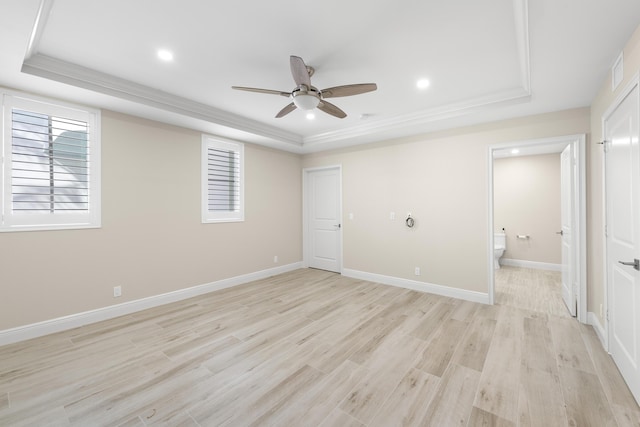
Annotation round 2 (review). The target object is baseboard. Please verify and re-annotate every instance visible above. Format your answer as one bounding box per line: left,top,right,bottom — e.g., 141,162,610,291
588,311,607,349
342,269,490,305
500,258,562,271
0,262,303,347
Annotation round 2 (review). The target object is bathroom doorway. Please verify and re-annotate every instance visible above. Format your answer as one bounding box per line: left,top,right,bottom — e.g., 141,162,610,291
487,135,586,322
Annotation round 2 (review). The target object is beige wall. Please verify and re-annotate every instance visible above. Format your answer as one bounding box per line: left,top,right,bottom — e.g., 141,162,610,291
494,153,562,264
303,108,590,294
588,24,640,326
0,110,302,330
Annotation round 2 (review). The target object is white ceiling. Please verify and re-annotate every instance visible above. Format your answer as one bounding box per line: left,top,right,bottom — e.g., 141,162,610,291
1,0,639,153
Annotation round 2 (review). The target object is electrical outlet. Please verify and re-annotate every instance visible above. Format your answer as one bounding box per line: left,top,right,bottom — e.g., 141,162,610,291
390,212,396,220
414,267,420,276
113,286,122,298
274,255,278,263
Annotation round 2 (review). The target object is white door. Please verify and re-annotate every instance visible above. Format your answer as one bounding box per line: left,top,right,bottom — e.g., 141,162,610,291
560,145,576,316
306,167,341,272
605,81,640,404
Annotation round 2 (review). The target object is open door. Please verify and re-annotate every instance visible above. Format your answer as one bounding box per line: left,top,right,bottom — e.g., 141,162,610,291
560,145,576,316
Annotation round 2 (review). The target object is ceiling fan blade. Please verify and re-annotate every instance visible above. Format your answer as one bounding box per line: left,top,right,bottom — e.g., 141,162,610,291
317,100,347,119
321,83,377,99
275,102,297,118
232,86,290,97
290,56,311,88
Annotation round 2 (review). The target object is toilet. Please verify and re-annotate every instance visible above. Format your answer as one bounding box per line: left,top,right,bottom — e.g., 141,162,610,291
494,232,506,269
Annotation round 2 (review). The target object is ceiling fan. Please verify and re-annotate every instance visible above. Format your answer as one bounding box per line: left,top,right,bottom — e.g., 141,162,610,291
232,55,377,119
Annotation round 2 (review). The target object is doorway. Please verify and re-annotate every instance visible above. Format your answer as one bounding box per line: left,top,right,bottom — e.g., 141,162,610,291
487,135,587,322
303,166,343,273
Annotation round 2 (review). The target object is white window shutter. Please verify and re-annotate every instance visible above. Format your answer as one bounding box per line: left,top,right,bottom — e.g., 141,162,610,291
201,136,244,223
1,92,101,231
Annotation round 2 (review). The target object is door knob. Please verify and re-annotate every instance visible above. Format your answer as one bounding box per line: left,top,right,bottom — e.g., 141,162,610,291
556,230,563,236
618,259,640,271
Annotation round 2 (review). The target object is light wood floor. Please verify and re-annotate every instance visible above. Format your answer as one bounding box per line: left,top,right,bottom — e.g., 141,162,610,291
495,266,571,318
1,268,639,426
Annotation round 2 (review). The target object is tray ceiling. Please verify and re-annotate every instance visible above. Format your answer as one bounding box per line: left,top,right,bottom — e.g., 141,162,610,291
2,0,640,152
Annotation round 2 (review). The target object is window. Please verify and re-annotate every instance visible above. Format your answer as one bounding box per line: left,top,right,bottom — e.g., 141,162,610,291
1,91,101,231
201,135,244,223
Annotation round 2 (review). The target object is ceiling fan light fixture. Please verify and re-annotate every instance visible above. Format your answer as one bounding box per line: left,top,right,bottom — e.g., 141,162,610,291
293,93,320,110
231,56,376,119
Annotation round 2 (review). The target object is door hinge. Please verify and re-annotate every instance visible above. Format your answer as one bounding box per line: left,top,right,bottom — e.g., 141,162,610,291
599,139,610,153
604,224,608,237
606,309,609,322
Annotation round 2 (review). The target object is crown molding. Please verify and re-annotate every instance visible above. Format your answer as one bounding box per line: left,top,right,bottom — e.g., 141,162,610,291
514,0,531,92
302,87,531,149
22,54,303,148
24,0,53,60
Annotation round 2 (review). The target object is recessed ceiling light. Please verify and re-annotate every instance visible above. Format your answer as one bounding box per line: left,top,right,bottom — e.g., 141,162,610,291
511,148,520,154
306,113,315,120
416,79,430,90
157,49,174,62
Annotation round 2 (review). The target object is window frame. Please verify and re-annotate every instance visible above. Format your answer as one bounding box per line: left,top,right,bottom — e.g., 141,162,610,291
201,135,245,223
1,90,101,232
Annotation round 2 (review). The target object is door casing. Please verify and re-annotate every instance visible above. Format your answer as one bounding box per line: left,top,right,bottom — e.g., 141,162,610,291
303,165,343,272
560,144,577,316
487,134,587,323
